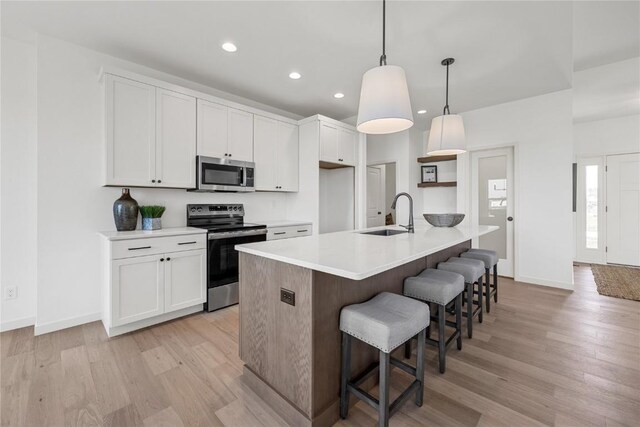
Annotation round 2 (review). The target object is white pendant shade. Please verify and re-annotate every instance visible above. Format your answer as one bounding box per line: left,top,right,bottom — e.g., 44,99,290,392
426,114,466,155
357,65,414,135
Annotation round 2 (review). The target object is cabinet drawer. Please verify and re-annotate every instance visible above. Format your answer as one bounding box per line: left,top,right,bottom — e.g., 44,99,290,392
111,234,206,259
267,225,312,241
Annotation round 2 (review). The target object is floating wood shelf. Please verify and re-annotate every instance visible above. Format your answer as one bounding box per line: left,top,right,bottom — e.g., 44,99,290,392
319,161,352,170
417,154,457,163
417,181,457,188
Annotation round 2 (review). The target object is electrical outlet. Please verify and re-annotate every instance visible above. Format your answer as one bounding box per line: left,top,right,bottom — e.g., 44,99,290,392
280,288,295,306
5,286,17,300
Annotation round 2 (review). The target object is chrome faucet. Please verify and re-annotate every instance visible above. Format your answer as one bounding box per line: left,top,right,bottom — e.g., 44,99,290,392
391,192,414,233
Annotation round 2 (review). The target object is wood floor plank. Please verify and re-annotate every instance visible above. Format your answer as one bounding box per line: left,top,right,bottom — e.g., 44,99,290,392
60,345,102,426
142,406,185,427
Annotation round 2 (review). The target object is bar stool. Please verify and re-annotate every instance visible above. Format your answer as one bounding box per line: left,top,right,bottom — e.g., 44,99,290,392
340,292,430,427
403,269,465,373
461,249,499,312
437,258,484,338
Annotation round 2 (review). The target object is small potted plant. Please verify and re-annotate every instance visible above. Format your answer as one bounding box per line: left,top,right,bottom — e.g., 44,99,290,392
140,205,166,231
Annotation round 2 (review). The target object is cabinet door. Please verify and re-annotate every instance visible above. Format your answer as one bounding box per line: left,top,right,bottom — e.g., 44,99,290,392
228,108,254,162
164,249,206,313
253,115,278,191
111,255,164,327
319,123,338,163
105,74,156,187
277,122,299,192
338,128,357,166
156,88,196,188
197,99,228,158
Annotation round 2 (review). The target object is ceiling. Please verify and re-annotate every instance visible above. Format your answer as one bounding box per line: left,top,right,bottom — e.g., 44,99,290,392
1,1,637,125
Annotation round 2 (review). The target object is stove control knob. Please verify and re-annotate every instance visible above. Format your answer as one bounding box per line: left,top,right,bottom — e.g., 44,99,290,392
197,207,202,212
190,207,196,212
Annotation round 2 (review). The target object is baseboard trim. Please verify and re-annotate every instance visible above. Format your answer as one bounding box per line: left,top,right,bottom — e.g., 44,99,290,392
516,275,574,291
34,312,102,336
105,305,203,337
1,316,36,332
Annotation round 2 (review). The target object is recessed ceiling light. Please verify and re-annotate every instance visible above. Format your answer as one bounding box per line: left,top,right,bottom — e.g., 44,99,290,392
289,72,301,80
417,110,427,114
334,93,345,99
222,42,237,53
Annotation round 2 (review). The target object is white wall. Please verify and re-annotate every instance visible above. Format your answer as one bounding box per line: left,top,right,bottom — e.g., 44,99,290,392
458,90,575,289
31,35,295,334
1,37,38,331
383,163,396,220
366,126,423,226
574,114,640,157
319,168,355,233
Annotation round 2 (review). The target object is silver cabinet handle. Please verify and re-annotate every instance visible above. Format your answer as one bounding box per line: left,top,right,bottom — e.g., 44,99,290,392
297,229,308,233
178,241,197,245
128,246,151,251
273,232,286,236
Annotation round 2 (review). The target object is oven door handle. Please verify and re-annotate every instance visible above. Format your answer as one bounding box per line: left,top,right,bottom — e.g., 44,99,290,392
208,229,268,240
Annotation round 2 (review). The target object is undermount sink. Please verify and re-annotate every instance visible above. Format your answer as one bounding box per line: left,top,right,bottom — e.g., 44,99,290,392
360,229,407,236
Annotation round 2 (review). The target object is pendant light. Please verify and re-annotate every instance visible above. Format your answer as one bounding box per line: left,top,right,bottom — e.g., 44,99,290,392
357,0,413,135
426,58,466,155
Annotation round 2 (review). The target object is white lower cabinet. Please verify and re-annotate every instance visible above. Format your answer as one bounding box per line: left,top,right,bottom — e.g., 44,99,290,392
164,249,206,312
267,224,313,241
102,231,207,337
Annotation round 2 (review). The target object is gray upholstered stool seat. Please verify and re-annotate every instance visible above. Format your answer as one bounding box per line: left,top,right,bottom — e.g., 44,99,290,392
437,258,484,338
403,269,465,373
339,292,430,353
461,249,498,268
340,292,429,427
461,249,499,312
405,270,465,305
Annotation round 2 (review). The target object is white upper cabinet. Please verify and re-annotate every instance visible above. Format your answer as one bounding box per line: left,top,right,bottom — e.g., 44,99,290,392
337,128,357,166
227,108,254,162
105,74,156,187
319,122,357,166
277,122,299,192
105,74,196,188
196,99,228,158
156,89,196,188
254,115,299,192
197,101,254,162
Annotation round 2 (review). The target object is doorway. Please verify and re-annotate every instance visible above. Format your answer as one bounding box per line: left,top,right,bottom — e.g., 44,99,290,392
366,163,396,228
576,153,640,267
470,147,515,277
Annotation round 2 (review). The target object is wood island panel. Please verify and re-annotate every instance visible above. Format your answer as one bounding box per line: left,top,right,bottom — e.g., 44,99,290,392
239,240,471,427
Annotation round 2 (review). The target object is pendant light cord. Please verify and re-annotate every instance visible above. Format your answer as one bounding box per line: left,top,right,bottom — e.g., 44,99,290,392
443,61,450,115
379,0,387,66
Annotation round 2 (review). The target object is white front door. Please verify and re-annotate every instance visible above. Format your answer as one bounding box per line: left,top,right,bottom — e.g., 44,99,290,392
366,166,385,227
471,147,515,277
606,153,640,266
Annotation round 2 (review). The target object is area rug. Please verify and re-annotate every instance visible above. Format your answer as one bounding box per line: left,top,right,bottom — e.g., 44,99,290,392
591,264,640,301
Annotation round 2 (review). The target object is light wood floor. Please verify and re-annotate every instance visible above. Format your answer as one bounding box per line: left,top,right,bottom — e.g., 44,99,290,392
2,265,639,427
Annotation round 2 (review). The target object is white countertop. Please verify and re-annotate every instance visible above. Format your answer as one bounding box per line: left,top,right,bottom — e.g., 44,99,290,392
236,224,498,280
255,219,313,228
99,226,207,241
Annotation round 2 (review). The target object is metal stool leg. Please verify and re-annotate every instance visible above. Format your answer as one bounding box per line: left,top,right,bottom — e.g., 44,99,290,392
455,293,463,350
378,351,390,427
415,328,425,406
438,304,446,373
466,282,473,338
340,333,351,419
485,267,491,313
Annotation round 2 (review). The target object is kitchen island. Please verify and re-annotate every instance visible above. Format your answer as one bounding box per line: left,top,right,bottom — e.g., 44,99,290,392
236,224,498,427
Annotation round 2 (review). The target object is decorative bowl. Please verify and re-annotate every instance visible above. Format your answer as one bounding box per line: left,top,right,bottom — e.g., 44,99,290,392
423,213,465,227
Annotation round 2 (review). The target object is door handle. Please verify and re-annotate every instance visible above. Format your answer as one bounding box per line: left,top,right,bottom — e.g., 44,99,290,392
507,216,513,221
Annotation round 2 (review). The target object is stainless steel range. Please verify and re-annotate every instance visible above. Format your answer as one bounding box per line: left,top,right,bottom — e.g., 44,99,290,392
187,204,267,312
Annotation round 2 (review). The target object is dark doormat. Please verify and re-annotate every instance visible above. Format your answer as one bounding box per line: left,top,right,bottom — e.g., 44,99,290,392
591,264,640,301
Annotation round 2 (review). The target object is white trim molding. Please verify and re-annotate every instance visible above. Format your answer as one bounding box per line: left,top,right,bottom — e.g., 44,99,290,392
34,311,102,336
1,316,36,333
515,275,574,291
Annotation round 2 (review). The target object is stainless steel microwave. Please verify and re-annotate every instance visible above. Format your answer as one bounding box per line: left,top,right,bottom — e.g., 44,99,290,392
193,156,255,192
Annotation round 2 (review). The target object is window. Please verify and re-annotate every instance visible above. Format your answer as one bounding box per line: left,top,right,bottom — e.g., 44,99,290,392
585,165,598,249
